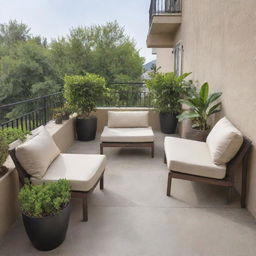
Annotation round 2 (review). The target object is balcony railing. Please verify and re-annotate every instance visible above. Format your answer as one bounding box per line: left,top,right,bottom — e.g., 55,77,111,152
0,82,152,132
149,0,182,25
0,92,64,131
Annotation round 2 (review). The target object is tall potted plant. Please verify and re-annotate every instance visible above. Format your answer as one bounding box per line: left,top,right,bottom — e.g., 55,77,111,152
64,74,106,141
177,82,222,141
146,72,192,134
18,179,71,251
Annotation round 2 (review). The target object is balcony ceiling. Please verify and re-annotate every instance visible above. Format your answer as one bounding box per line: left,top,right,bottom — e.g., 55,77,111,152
147,14,182,48
150,14,182,33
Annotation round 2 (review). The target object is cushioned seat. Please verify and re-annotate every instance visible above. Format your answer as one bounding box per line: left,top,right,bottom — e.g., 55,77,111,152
101,126,154,143
164,137,226,179
31,153,106,191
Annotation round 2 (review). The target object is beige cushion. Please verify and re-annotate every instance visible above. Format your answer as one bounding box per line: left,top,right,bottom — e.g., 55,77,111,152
108,111,149,128
31,154,106,191
101,126,154,142
164,137,226,179
16,127,60,178
206,117,243,165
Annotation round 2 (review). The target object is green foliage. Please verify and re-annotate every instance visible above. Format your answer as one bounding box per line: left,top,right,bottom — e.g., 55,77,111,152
0,128,31,145
0,133,8,167
50,21,144,83
0,20,144,123
19,179,71,217
52,104,72,120
146,72,193,114
178,82,222,130
64,74,107,116
0,20,30,46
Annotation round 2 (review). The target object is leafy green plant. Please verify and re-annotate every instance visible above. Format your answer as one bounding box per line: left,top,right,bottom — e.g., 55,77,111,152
19,179,71,217
64,74,107,117
146,72,193,114
178,82,222,130
0,128,30,145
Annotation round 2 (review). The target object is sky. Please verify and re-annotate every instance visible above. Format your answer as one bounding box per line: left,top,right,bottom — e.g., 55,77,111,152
0,0,155,64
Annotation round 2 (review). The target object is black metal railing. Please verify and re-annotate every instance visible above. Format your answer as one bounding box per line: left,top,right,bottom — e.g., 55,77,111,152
0,83,153,131
149,0,182,25
0,92,64,131
101,82,152,108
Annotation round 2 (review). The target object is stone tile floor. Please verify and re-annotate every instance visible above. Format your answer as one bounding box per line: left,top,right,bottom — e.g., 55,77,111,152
1,133,256,256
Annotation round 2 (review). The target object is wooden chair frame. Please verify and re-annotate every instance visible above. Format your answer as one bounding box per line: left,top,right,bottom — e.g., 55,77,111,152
9,148,105,222
165,136,252,208
100,142,154,158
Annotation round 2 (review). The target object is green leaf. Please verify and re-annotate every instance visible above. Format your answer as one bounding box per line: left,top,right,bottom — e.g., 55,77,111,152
207,102,222,116
177,111,200,121
205,92,222,108
199,82,209,103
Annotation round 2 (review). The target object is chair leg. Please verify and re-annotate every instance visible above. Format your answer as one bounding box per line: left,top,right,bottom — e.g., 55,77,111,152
241,154,249,208
167,172,172,196
100,173,104,190
164,153,167,164
82,194,88,222
151,143,154,158
100,143,103,155
226,186,233,204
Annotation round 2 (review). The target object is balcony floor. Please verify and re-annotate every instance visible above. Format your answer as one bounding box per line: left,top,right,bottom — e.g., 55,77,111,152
1,132,256,255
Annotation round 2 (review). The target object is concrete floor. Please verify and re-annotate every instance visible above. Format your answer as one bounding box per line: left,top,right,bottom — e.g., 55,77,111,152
1,133,256,256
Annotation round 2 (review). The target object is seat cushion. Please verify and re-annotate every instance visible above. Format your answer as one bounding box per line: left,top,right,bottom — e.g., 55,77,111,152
31,154,106,191
108,111,149,128
16,127,60,179
164,137,226,179
206,117,243,165
101,126,154,142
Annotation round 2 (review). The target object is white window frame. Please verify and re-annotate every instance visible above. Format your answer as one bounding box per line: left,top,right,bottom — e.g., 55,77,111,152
174,41,183,76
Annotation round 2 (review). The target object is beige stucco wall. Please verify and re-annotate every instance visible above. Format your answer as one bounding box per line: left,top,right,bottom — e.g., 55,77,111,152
171,0,256,216
156,48,174,73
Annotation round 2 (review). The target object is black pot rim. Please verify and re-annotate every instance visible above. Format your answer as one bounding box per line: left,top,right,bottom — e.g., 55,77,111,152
76,115,97,120
22,203,70,220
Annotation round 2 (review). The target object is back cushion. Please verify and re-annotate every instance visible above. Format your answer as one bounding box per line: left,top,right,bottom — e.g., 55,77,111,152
108,111,149,128
16,127,60,179
206,117,243,165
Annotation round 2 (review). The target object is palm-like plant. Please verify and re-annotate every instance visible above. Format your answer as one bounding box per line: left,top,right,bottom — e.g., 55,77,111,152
177,82,222,130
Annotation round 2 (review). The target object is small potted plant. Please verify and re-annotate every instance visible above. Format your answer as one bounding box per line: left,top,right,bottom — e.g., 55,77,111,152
178,82,222,141
18,179,71,251
62,104,72,120
146,72,193,134
52,108,63,124
0,133,9,178
64,74,106,141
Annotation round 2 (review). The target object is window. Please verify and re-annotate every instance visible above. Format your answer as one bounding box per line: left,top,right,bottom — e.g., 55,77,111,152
174,42,183,76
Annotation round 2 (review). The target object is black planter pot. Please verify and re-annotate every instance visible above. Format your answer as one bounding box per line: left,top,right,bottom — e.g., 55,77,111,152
159,112,178,134
76,116,97,141
22,204,70,251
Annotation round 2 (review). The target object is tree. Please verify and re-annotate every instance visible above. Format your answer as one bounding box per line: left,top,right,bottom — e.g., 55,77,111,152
0,20,30,46
51,21,144,83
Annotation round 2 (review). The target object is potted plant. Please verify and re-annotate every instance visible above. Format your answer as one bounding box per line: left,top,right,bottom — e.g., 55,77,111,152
52,109,63,124
146,72,193,134
64,74,106,141
62,104,73,120
18,179,71,251
0,133,9,178
178,82,222,141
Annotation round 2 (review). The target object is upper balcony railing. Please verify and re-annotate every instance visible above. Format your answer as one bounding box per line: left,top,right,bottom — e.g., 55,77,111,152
0,82,152,132
149,0,182,25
